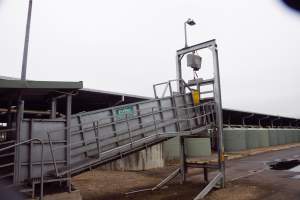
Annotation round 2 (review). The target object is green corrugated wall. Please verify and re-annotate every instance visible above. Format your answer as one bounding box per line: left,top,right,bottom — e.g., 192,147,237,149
163,128,300,159
224,128,300,152
163,137,211,160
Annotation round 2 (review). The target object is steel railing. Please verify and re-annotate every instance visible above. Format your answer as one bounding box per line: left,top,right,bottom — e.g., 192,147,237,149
0,138,44,200
153,79,194,98
47,101,216,177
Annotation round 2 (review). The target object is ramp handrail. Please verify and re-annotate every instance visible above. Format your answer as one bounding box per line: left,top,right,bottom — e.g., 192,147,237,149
0,138,44,200
47,101,214,139
47,101,216,177
46,99,213,135
153,79,193,98
50,109,215,177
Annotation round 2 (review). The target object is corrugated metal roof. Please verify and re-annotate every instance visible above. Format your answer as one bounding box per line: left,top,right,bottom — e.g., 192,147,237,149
0,78,83,89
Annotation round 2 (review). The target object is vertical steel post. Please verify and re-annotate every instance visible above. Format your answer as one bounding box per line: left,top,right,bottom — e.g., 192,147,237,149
179,136,186,183
51,98,57,119
66,94,72,192
176,51,186,183
211,44,225,187
14,99,24,184
176,55,183,93
7,101,12,129
29,119,33,179
184,22,187,47
21,0,33,80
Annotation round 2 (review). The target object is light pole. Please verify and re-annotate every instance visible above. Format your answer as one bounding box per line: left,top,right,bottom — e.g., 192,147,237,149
184,18,196,48
21,0,33,80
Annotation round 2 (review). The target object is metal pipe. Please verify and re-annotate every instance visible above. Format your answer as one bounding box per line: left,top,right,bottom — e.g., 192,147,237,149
271,117,281,128
0,108,59,116
184,22,187,47
21,0,33,80
258,116,269,127
176,55,183,93
184,18,195,47
291,119,299,127
242,113,254,126
51,99,57,119
66,94,72,192
0,138,44,200
211,44,225,187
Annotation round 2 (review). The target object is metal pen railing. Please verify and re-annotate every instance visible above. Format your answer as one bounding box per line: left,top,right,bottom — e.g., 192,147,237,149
47,101,216,177
0,138,44,200
0,128,16,143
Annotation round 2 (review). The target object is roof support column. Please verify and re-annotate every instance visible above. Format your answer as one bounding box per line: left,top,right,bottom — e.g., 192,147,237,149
66,94,72,192
14,97,24,184
258,116,269,128
242,114,254,127
50,98,57,119
271,117,281,128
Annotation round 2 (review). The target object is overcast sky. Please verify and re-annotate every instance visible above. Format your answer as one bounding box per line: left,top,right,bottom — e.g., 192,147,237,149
0,0,300,118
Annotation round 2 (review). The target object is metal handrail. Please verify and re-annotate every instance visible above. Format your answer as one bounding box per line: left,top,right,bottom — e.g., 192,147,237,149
153,79,193,98
47,101,215,136
50,109,215,177
47,102,216,177
54,113,214,153
0,128,16,133
0,138,44,200
49,102,215,150
63,103,214,142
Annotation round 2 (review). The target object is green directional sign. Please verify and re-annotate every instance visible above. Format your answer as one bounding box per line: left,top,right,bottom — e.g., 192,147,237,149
115,106,134,120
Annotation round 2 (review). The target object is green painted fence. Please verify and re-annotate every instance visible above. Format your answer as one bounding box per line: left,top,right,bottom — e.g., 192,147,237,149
163,128,300,159
224,128,300,152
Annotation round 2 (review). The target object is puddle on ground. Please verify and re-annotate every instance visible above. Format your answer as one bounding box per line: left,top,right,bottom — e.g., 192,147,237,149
289,165,300,172
268,159,300,170
291,174,300,179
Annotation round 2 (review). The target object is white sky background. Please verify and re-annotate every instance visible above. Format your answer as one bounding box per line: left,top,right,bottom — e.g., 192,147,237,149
0,0,300,118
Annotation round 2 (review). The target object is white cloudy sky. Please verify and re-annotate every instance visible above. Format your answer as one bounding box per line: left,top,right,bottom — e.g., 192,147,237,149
0,0,300,118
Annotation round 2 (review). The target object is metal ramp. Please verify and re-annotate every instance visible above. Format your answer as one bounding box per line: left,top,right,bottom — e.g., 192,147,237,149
46,84,216,177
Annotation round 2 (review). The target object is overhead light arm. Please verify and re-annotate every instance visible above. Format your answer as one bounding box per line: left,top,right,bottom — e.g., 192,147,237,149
184,18,196,47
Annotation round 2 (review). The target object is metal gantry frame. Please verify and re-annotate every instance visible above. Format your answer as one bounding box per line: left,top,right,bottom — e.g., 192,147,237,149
176,39,225,199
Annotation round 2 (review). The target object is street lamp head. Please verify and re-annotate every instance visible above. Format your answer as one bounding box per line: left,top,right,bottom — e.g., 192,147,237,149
186,18,196,26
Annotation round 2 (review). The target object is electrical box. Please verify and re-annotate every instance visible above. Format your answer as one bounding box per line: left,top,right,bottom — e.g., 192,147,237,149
187,54,202,71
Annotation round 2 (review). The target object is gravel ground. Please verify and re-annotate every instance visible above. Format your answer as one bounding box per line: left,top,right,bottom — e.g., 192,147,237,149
73,166,268,200
73,145,300,200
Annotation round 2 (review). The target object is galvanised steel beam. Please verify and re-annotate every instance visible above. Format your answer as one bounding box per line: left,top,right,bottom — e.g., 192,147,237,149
176,39,225,191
